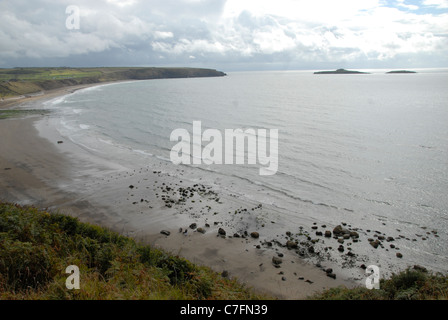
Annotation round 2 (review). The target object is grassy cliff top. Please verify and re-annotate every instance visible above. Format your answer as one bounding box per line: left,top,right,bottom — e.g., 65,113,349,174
0,67,226,99
0,201,264,300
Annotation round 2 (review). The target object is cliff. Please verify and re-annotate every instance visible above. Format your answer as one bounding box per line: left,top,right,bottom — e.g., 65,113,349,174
0,67,226,98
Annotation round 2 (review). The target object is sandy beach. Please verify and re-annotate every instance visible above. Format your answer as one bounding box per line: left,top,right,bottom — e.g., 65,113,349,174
0,86,356,299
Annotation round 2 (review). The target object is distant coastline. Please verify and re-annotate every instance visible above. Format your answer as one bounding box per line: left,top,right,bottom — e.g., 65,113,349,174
0,67,226,100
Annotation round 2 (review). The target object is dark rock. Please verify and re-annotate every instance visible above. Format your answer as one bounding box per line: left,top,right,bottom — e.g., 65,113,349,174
160,230,171,236
370,240,380,249
350,231,359,238
129,185,135,189
272,256,283,265
325,268,333,274
337,245,344,252
396,252,403,258
333,225,344,235
413,265,427,272
327,273,336,279
250,232,260,239
286,240,298,249
197,227,206,234
333,225,350,236
221,270,229,278
316,231,323,236
189,223,197,229
324,230,332,238
218,228,226,236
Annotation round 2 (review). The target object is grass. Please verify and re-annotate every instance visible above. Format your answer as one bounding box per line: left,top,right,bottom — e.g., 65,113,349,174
309,268,448,300
0,67,226,98
0,109,50,119
2,201,447,300
0,202,266,300
0,68,102,82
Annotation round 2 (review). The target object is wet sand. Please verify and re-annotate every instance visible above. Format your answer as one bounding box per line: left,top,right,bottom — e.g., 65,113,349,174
0,87,356,299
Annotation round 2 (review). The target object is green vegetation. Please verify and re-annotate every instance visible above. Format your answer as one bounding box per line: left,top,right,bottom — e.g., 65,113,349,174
0,202,265,300
0,109,50,119
310,268,448,300
2,201,447,300
0,67,226,98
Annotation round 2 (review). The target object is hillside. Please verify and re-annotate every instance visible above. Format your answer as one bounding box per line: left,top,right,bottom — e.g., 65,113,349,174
0,67,226,98
0,202,265,300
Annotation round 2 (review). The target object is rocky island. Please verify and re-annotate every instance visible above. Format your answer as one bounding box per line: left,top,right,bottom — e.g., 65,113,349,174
314,68,370,74
386,70,417,74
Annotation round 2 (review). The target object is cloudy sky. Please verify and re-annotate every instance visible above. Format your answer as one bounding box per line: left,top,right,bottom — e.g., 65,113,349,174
1,0,447,71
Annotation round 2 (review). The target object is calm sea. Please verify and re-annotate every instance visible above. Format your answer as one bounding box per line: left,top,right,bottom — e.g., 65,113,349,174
43,69,448,271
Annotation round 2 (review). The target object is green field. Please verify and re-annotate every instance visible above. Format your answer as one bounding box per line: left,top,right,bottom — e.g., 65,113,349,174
0,67,102,82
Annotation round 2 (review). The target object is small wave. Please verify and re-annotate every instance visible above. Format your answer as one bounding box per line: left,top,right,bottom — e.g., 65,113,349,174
133,149,154,157
79,124,90,130
45,96,68,106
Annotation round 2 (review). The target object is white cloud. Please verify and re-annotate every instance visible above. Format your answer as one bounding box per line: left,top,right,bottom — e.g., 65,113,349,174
423,0,448,8
0,0,447,68
153,31,174,39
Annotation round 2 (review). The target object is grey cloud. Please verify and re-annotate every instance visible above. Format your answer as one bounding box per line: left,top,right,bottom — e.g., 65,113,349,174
0,0,447,70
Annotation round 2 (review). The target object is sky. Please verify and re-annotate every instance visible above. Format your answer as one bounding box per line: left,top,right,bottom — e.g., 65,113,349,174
0,0,447,71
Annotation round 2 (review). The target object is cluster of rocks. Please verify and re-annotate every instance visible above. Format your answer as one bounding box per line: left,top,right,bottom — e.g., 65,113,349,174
133,169,442,286
155,183,219,208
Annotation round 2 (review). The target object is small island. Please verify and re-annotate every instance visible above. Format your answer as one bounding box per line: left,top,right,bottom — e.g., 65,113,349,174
314,68,370,74
386,70,417,74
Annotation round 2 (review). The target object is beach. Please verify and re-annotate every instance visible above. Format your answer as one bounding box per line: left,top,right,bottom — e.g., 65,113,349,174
0,86,356,299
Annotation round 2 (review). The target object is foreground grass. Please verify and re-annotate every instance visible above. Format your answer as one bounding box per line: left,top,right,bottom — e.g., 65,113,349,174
310,268,448,300
2,202,447,300
0,202,266,300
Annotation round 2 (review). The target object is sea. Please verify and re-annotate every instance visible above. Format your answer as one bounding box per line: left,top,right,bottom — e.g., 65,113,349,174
40,68,448,275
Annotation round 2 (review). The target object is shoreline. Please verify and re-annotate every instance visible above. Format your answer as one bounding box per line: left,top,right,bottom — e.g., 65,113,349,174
0,86,356,299
0,80,133,110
